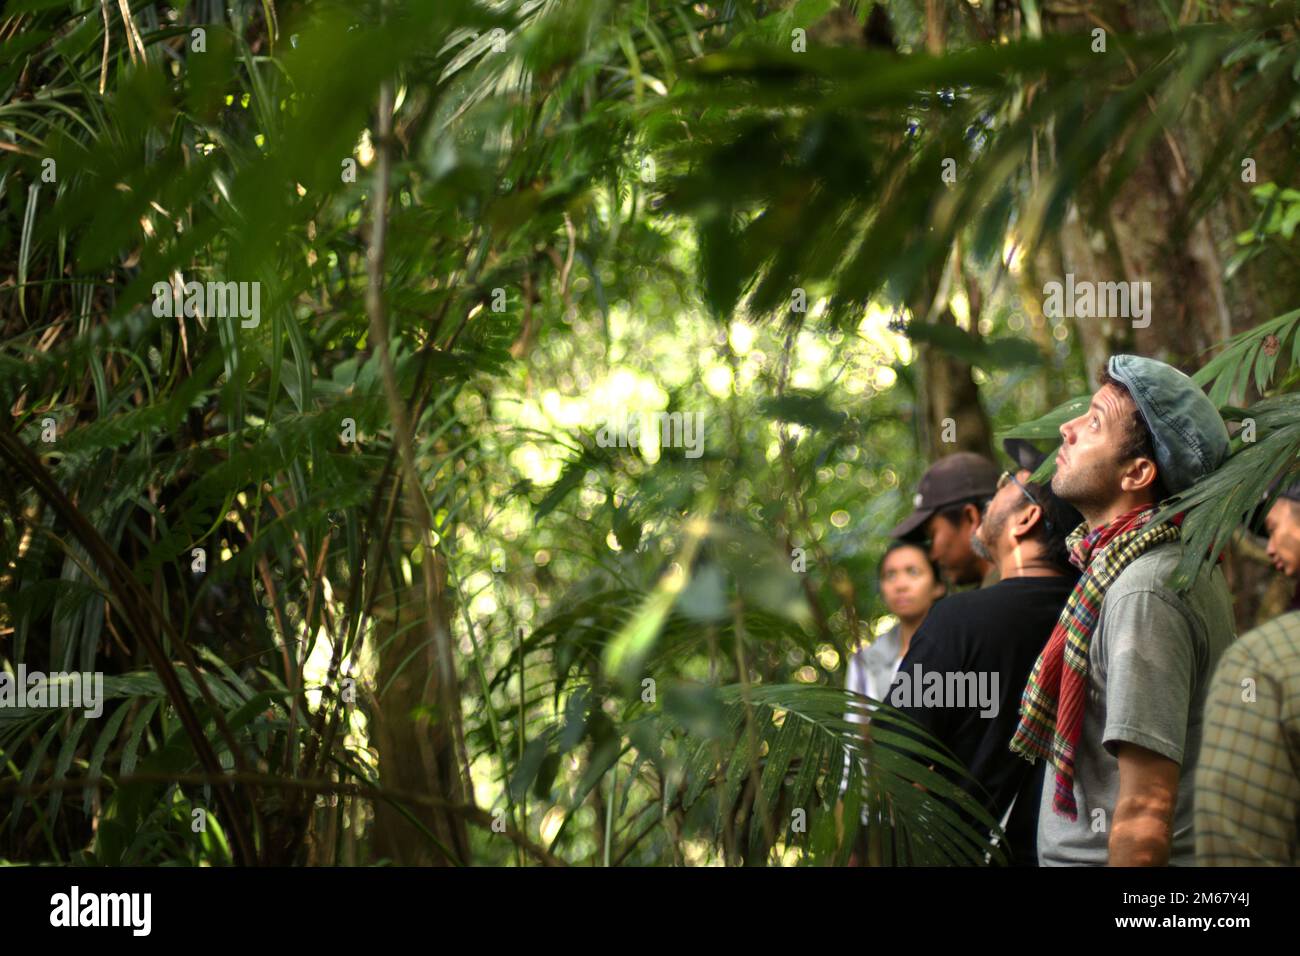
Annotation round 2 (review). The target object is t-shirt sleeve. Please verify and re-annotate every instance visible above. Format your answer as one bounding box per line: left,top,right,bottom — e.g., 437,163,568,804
1096,587,1198,764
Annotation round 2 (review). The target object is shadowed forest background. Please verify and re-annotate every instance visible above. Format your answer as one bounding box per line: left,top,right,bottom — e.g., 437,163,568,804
3,0,1300,866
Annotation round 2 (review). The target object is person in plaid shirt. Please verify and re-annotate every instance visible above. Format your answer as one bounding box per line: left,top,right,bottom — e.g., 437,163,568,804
1196,482,1300,865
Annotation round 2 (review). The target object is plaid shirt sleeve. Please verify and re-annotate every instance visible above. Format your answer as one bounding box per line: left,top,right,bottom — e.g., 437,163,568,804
1195,613,1300,866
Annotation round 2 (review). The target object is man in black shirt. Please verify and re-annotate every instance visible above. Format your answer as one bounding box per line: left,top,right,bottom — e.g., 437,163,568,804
887,464,1080,865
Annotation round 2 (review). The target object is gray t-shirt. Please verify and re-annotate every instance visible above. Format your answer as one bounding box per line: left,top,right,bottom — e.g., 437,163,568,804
1037,543,1235,866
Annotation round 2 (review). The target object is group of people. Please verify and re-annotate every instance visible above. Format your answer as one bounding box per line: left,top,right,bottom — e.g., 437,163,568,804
841,354,1300,866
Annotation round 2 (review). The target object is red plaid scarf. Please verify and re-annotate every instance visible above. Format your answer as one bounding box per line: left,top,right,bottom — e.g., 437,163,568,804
1010,505,1183,819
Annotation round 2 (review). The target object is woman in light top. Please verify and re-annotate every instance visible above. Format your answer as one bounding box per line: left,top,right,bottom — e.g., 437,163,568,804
841,541,945,796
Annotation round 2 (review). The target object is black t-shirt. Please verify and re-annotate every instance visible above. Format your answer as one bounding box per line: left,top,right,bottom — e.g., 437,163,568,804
887,574,1076,864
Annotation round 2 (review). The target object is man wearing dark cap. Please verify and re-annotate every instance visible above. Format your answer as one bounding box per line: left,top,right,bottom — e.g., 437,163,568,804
1003,437,1049,475
1011,355,1235,866
891,452,999,587
1197,480,1300,865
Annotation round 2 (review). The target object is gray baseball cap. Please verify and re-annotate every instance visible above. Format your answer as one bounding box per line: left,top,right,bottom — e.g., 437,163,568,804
1105,354,1229,496
890,452,999,540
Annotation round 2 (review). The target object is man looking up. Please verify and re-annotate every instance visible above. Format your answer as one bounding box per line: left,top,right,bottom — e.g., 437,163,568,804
1012,355,1234,866
891,452,999,587
1197,481,1300,865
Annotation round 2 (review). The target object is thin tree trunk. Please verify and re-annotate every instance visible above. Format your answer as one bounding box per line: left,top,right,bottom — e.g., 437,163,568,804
365,80,472,865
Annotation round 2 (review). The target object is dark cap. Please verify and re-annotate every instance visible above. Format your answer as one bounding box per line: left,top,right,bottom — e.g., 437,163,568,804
1002,438,1047,474
1105,355,1229,496
890,452,999,541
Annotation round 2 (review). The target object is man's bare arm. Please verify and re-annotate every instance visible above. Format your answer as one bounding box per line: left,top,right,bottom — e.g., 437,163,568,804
1109,742,1180,866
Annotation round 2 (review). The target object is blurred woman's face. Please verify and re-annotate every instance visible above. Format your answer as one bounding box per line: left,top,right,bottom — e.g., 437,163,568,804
879,545,942,621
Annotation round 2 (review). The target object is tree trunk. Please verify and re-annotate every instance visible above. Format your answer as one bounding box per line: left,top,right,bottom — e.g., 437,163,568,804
915,305,996,461
1042,1,1294,631
369,524,472,865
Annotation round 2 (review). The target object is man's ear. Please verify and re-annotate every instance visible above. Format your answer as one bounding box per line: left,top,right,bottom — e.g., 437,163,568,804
963,503,983,527
1011,504,1043,542
1120,457,1159,495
